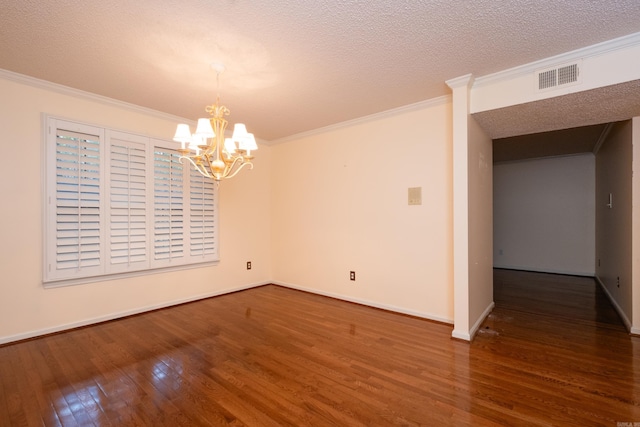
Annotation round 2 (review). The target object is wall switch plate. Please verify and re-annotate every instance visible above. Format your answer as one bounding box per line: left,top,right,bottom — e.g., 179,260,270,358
350,271,356,281
408,187,422,205
247,261,252,270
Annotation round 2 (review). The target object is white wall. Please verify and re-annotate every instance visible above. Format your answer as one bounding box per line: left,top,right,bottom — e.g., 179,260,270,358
596,120,633,328
471,33,640,114
633,117,640,334
270,98,454,323
447,75,494,341
494,154,595,276
0,74,272,344
467,115,494,334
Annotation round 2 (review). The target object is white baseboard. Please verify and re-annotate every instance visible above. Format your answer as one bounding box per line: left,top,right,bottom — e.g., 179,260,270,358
451,329,471,341
594,275,632,332
494,264,594,277
272,281,454,325
0,281,269,345
452,301,495,342
470,301,496,340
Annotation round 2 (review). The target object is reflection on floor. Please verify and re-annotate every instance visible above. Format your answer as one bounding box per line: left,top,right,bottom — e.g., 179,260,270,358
0,270,638,426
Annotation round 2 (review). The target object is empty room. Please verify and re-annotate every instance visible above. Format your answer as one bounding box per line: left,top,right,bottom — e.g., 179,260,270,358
1,1,640,425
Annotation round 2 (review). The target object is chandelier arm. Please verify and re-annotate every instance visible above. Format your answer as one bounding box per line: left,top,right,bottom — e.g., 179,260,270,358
179,155,212,179
223,160,254,180
197,162,213,178
219,155,245,179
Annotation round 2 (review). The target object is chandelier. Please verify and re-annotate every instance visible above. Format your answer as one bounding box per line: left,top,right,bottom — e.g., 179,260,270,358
172,63,257,181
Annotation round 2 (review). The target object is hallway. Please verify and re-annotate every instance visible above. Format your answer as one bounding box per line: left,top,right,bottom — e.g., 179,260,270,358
475,269,640,424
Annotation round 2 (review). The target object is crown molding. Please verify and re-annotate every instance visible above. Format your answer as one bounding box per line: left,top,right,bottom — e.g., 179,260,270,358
446,74,474,89
0,68,190,124
0,68,268,147
592,122,615,155
269,94,451,145
473,31,640,88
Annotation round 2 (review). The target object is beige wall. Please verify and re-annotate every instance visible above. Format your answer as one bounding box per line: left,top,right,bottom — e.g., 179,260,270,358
270,99,454,322
448,75,494,340
0,76,272,343
467,115,493,332
595,120,632,328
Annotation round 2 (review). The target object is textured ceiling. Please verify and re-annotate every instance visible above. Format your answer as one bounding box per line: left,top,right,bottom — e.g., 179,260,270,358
475,79,640,163
473,80,640,140
2,0,640,141
493,124,608,163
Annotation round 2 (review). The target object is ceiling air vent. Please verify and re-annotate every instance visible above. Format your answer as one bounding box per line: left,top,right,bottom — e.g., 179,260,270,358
538,69,557,90
536,61,581,91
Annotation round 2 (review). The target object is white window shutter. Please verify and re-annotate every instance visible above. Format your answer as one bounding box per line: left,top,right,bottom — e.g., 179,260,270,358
189,167,218,261
45,119,105,281
44,117,220,286
152,144,185,266
106,131,150,273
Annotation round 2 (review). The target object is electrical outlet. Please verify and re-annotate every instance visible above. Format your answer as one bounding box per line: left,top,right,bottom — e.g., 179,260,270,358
350,271,356,281
247,261,252,270
617,276,620,288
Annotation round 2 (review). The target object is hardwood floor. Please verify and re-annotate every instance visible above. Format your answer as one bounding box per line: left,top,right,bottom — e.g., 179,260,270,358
1,270,639,426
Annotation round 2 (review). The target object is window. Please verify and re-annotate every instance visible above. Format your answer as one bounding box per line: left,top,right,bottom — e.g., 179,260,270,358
44,117,219,286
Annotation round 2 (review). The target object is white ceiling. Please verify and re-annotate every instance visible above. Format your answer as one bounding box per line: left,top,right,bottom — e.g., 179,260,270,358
2,0,640,142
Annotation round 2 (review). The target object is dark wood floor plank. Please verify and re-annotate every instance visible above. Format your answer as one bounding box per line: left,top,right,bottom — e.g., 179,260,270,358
1,270,640,426
14,344,61,427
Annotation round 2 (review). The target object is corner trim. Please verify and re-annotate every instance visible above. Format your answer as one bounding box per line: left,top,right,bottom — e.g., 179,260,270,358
272,280,454,325
452,301,495,342
469,301,495,340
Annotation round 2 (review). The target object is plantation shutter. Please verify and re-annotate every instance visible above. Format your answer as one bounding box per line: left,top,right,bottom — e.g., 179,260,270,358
106,131,150,273
44,117,220,286
46,120,104,281
189,167,218,260
153,145,185,266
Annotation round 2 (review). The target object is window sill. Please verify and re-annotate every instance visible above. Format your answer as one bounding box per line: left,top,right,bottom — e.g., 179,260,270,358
42,259,220,289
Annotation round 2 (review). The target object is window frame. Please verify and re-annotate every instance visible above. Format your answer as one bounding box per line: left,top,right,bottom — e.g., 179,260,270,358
43,116,219,288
